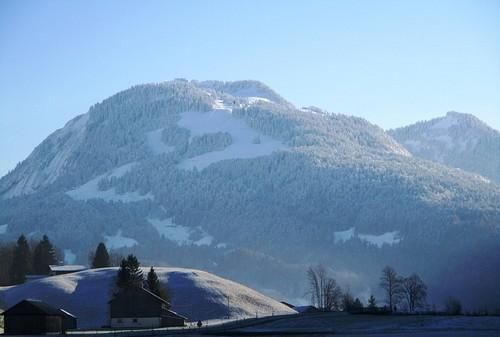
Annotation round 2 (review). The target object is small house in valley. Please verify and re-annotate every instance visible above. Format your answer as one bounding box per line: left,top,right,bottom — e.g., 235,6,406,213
109,287,186,328
49,264,87,276
1,299,77,335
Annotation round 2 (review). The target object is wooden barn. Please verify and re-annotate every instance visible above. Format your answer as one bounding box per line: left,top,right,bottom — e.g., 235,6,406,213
1,299,77,335
110,287,186,328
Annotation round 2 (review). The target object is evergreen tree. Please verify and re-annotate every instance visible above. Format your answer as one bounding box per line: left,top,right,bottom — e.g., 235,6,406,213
32,235,57,275
146,266,160,294
9,235,32,284
116,258,131,288
91,242,110,268
145,266,171,303
116,254,143,289
352,298,364,312
368,295,377,312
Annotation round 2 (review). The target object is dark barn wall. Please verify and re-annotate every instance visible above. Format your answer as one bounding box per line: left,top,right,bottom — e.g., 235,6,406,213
5,315,62,335
62,316,77,331
161,316,185,327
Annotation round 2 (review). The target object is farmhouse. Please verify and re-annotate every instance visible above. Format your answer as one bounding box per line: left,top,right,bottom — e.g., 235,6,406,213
1,299,77,335
110,287,187,328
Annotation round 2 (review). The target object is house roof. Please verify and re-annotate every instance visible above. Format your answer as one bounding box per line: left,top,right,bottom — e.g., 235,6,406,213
110,287,170,306
110,287,187,320
1,299,75,317
59,308,77,319
49,265,86,272
163,309,188,320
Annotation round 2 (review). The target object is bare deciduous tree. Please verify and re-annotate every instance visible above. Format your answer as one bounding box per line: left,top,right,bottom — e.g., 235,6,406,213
307,265,343,311
379,265,403,312
401,274,427,312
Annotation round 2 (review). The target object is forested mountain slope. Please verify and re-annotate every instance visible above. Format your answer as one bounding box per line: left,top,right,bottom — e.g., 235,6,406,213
389,111,500,184
1,80,499,309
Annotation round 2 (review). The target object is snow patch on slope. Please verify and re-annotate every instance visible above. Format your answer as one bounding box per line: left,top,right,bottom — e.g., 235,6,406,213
148,218,215,247
334,227,355,243
358,231,401,248
194,232,214,246
104,229,138,249
148,218,192,245
247,96,271,104
0,224,7,234
334,228,401,247
66,162,153,202
146,128,175,155
177,107,287,170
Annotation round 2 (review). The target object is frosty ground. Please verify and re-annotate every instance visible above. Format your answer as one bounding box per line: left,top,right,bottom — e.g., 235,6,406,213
63,312,500,336
200,312,500,337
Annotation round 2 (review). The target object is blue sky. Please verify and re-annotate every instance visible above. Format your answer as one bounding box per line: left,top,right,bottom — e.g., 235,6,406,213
1,0,499,176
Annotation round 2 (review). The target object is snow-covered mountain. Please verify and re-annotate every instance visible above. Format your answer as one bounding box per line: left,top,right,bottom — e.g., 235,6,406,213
389,111,500,184
1,80,500,309
0,267,296,328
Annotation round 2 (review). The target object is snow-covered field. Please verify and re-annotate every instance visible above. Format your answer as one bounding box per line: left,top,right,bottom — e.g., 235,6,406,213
0,267,295,329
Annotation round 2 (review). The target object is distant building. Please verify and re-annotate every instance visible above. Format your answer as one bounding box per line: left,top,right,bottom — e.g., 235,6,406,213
280,301,316,314
280,301,295,309
1,299,77,335
294,305,319,314
25,275,47,283
49,264,87,276
109,287,187,328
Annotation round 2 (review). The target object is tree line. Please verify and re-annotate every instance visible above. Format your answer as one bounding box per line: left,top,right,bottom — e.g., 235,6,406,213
0,235,121,286
0,234,59,285
379,266,427,313
307,264,441,314
115,254,171,303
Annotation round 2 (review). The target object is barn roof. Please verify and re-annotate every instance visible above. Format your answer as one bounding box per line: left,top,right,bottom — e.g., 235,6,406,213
1,299,73,317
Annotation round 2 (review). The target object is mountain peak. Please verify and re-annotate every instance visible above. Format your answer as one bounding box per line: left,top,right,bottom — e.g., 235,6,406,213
389,111,500,183
195,80,289,105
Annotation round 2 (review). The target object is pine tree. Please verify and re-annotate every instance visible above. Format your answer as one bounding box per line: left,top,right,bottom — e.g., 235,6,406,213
116,254,143,289
9,235,32,284
146,266,160,294
145,266,171,303
116,258,131,288
352,298,364,312
126,254,143,288
91,242,110,268
32,235,57,275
